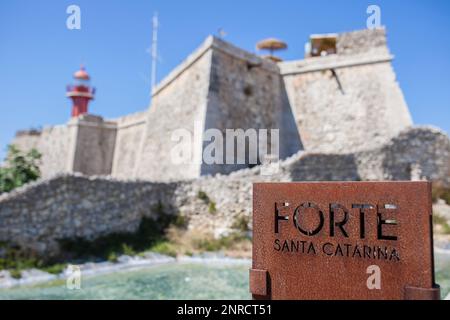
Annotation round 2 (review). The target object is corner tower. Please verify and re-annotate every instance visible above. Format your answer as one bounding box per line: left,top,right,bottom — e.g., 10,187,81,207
280,28,413,153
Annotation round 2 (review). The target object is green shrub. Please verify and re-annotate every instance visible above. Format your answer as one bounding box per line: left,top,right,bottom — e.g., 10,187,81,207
121,244,135,256
433,214,450,235
107,252,118,263
197,190,210,203
442,190,450,205
0,242,67,275
197,190,217,214
9,269,22,279
193,233,247,252
208,202,217,214
42,264,66,275
58,214,178,261
172,215,188,229
0,145,41,194
149,241,177,257
432,185,450,205
0,244,43,271
231,215,250,232
194,238,222,252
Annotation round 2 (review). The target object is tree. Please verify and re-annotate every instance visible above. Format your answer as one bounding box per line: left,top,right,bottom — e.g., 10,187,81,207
0,145,41,194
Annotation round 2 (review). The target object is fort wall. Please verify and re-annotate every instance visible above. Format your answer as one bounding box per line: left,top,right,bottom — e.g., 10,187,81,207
11,115,118,178
71,115,117,176
134,38,214,181
111,111,146,178
201,37,302,176
12,130,41,151
12,125,74,178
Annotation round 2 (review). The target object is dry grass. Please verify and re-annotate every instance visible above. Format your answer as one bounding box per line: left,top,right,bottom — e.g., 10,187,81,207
433,212,450,235
432,184,450,205
163,226,251,258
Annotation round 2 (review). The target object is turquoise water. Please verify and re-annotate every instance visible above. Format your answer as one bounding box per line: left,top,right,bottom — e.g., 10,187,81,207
0,253,449,300
0,263,251,300
435,251,450,299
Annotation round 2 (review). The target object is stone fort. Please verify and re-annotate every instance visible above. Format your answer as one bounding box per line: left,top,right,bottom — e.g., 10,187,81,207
2,28,450,255
13,28,417,180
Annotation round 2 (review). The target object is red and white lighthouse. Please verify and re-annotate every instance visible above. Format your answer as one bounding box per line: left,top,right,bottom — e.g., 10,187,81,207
66,66,95,117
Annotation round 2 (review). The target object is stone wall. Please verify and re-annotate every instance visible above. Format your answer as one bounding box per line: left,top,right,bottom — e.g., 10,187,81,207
12,124,74,178
71,115,117,176
1,126,448,256
135,38,214,181
0,174,178,255
202,37,302,176
111,111,146,178
377,126,450,183
11,115,118,178
134,36,304,181
12,130,41,152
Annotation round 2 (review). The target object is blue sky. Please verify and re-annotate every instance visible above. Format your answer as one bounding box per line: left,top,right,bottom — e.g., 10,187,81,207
1,0,449,160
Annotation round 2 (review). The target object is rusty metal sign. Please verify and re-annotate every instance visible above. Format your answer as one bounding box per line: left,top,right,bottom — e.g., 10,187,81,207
251,182,440,300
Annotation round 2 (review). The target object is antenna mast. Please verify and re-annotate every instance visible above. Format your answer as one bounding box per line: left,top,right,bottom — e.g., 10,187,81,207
151,12,158,93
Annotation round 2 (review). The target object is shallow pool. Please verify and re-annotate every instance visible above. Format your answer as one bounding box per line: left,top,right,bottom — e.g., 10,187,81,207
0,253,449,300
435,250,450,299
0,263,251,300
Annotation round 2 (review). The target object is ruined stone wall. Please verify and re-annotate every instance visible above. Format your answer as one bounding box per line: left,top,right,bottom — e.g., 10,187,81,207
0,174,178,255
280,28,412,153
374,126,450,184
280,126,450,184
1,126,448,256
178,126,450,235
111,111,146,178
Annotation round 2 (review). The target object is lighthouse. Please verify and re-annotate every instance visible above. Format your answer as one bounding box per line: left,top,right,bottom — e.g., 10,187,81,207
66,66,95,117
